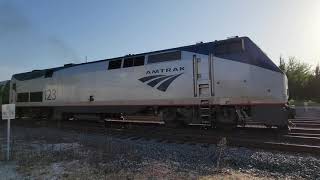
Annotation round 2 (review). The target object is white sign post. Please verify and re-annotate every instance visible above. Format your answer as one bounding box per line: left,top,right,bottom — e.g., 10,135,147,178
2,104,15,161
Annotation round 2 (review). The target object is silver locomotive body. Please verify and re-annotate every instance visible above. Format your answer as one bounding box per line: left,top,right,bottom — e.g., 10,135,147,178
10,37,289,128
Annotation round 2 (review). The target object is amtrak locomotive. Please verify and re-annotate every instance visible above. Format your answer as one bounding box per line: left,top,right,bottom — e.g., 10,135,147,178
8,36,289,128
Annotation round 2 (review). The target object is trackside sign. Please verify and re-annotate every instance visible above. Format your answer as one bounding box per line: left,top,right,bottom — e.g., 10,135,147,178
2,104,15,120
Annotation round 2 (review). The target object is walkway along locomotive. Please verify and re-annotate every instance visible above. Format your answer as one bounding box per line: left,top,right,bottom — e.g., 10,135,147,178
9,36,289,128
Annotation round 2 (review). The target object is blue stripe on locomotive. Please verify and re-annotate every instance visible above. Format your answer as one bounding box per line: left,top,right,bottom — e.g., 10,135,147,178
175,37,281,73
12,36,282,81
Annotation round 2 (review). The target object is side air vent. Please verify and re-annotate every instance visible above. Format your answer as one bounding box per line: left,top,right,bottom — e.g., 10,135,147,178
148,51,181,64
214,39,244,55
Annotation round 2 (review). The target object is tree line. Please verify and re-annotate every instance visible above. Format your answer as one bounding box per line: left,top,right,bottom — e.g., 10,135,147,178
0,81,10,104
279,57,320,102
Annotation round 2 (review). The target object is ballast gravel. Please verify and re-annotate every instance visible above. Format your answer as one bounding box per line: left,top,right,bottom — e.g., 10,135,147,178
1,126,319,179
98,136,320,179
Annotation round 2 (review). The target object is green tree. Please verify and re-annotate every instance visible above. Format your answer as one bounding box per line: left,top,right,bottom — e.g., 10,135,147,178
307,64,320,102
315,64,320,78
0,81,10,104
279,55,286,72
280,57,312,100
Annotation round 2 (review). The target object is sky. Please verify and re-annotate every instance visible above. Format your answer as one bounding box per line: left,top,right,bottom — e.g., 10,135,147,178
0,0,319,81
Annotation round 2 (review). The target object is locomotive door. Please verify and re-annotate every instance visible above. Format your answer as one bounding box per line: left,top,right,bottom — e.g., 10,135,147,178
192,54,213,97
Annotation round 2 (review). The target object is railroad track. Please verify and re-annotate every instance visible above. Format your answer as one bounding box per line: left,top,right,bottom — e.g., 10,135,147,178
84,125,320,155
3,113,320,156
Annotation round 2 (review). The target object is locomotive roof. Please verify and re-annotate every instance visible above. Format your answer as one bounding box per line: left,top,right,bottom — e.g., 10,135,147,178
12,36,282,81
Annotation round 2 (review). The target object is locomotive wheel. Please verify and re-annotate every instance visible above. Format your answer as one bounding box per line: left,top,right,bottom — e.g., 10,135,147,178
265,125,273,128
62,113,75,121
278,125,290,131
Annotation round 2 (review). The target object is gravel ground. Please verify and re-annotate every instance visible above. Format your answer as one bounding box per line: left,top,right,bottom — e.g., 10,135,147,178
0,108,319,179
0,125,319,179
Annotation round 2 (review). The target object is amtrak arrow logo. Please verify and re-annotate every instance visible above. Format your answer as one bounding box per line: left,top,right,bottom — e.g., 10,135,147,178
138,73,183,92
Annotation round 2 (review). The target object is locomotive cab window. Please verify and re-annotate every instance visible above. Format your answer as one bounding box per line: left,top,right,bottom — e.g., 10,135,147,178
108,59,122,70
17,92,29,102
30,92,43,102
134,56,145,66
123,56,145,68
148,51,181,64
123,58,134,68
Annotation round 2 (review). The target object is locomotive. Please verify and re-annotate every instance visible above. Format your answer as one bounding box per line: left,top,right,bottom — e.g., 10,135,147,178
8,36,289,128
